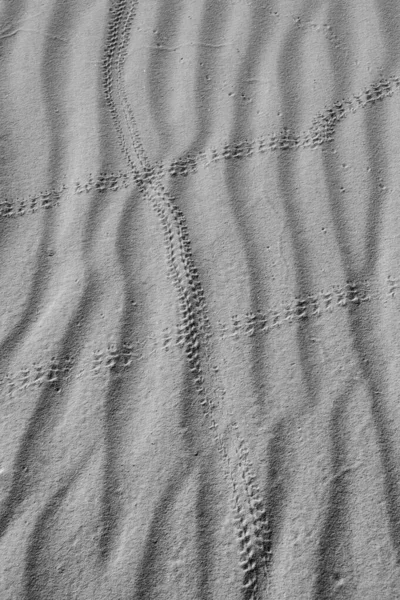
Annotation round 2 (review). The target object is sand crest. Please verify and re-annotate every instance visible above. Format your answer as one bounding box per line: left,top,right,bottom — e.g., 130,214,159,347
1,1,400,598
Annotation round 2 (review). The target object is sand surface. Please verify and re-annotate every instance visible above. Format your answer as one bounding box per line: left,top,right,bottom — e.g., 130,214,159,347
1,0,400,598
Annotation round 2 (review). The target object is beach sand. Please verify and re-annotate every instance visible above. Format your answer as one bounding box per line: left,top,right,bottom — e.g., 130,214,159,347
1,0,400,598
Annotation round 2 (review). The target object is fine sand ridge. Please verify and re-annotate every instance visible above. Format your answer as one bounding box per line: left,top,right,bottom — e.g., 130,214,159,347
2,0,400,598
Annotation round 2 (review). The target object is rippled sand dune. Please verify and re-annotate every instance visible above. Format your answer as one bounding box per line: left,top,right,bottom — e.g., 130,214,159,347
1,1,400,598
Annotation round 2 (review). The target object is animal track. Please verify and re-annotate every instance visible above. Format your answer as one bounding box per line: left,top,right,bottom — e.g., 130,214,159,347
0,355,74,398
387,274,398,299
1,6,397,594
2,274,397,399
164,75,400,180
0,3,389,589
216,281,370,340
2,75,399,221
103,1,272,592
293,16,346,53
0,173,135,220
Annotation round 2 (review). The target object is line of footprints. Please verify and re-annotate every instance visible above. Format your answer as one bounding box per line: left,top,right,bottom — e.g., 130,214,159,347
0,275,398,396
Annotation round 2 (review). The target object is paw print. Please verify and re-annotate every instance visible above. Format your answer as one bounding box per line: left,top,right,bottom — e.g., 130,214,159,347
185,155,197,174
107,174,118,192
176,322,187,348
256,311,269,332
121,341,134,367
310,129,324,147
270,308,282,328
387,275,398,298
257,137,267,153
0,200,14,217
4,373,16,396
358,280,371,303
321,289,333,312
334,285,347,307
105,343,120,370
371,82,385,101
280,128,297,150
92,348,104,376
94,176,105,192
74,181,84,194
47,357,61,387
162,328,172,352
231,142,246,159
243,140,255,157
207,147,219,163
17,199,27,217
283,301,294,323
243,312,257,336
230,315,241,338
176,159,189,177
269,134,278,151
32,363,46,387
62,355,74,378
18,367,31,390
84,175,95,193
308,294,321,317
222,144,233,159
215,321,226,340
333,100,346,118
301,132,313,148
294,298,308,319
345,281,360,305
197,151,208,167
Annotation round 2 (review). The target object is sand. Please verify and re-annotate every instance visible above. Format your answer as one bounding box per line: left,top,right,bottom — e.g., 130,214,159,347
1,0,400,598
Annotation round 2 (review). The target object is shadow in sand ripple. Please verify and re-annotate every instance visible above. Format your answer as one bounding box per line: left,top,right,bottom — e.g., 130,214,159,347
23,445,95,600
313,381,354,600
0,277,97,539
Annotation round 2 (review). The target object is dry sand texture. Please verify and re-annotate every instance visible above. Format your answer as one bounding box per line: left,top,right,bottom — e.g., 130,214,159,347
1,0,400,598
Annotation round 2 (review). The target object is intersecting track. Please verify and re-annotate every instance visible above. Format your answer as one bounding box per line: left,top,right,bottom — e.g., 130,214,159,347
103,1,272,597
1,72,399,221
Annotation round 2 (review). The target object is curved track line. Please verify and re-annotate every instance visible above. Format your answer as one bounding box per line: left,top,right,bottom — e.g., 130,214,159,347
103,1,271,596
2,74,399,222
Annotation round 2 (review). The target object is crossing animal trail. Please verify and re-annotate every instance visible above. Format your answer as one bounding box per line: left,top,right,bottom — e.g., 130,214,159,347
1,71,399,224
102,0,274,595
1,269,395,403
0,0,399,597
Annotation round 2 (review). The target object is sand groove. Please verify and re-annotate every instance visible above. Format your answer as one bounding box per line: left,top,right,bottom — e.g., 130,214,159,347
2,1,400,598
